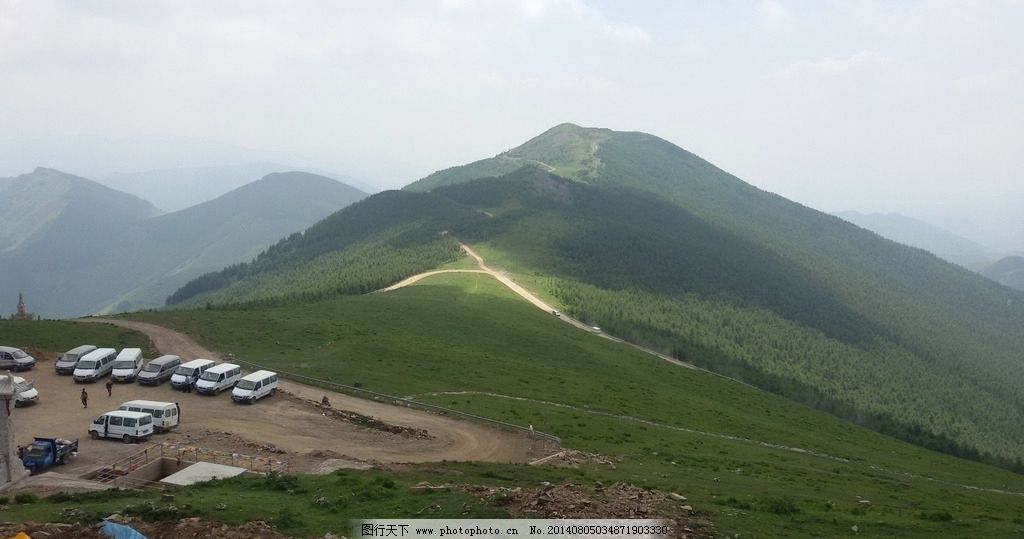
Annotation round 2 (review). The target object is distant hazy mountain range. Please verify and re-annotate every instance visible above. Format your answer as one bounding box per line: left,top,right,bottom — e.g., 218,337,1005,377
0,168,366,317
100,162,376,212
981,256,1024,291
834,211,1001,268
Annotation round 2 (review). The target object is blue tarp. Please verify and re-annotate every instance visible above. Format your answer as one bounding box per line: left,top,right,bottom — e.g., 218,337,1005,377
100,520,147,539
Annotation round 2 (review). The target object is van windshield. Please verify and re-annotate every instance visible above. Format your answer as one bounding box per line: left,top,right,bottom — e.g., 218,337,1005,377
12,350,27,359
174,366,194,376
142,363,162,372
236,379,257,390
113,360,137,369
199,371,221,381
59,355,78,363
140,416,152,425
77,360,97,370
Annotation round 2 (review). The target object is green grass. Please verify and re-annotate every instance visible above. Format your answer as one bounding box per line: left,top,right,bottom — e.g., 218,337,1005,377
0,319,155,359
121,273,1024,537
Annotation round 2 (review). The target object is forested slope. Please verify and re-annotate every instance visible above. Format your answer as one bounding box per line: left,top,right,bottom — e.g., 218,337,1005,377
173,124,1024,466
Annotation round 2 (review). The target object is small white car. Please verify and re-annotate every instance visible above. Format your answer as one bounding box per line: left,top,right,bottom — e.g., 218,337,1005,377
12,376,38,407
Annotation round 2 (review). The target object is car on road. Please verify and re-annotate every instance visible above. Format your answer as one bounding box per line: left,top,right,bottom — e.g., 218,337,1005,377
0,346,36,371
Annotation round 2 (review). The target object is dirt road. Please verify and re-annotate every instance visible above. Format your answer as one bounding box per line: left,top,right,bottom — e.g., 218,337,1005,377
28,320,541,470
385,244,702,372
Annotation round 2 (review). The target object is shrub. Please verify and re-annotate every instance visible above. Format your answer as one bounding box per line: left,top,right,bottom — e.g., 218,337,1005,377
14,493,38,504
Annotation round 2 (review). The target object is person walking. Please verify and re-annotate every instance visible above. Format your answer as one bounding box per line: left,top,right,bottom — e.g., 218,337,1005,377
81,387,88,408
105,379,113,397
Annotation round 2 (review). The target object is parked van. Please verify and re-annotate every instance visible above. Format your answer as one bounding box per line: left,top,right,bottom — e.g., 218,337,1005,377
195,363,241,395
55,345,96,374
73,348,116,382
170,359,215,390
118,400,180,432
88,411,154,443
231,370,279,403
12,376,39,407
0,346,35,371
137,355,181,386
111,348,144,382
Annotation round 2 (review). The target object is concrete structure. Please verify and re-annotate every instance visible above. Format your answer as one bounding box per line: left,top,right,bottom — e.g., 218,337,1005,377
160,461,248,486
0,374,29,485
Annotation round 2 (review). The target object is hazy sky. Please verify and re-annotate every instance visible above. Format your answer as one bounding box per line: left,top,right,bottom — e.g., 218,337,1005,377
2,1,1022,245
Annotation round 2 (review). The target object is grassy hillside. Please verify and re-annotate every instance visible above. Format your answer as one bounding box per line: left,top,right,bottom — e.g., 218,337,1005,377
0,169,365,317
170,125,1024,466
135,273,1024,537
0,319,155,359
165,190,472,307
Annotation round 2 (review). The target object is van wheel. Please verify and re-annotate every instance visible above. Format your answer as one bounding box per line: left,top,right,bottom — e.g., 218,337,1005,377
271,388,277,396
90,431,100,440
122,434,131,444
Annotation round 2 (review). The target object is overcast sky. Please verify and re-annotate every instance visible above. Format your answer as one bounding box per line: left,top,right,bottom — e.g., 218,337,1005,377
2,0,1022,246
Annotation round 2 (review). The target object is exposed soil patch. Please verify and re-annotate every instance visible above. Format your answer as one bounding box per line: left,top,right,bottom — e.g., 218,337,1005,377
463,482,714,538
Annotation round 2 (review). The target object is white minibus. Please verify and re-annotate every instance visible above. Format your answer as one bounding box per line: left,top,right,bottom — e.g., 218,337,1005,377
170,359,215,390
88,410,154,443
195,363,241,395
111,348,144,382
118,400,180,432
231,370,279,403
73,348,117,382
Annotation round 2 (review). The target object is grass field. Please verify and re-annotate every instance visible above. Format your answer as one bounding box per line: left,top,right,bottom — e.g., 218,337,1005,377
116,273,1024,537
0,319,156,360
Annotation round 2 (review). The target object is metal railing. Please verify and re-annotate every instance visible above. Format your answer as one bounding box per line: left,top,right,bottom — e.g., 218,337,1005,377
227,356,561,447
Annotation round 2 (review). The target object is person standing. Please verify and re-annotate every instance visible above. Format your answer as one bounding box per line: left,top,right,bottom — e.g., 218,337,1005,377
81,388,88,408
105,379,113,397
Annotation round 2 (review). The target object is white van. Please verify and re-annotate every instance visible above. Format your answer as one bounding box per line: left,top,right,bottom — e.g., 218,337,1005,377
170,359,215,390
12,376,39,407
73,348,117,382
88,410,154,443
118,400,180,432
195,363,241,395
55,345,97,375
231,370,279,403
111,348,144,382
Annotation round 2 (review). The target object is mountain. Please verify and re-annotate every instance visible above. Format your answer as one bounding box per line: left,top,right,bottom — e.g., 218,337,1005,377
100,163,375,212
834,211,999,268
172,124,1024,466
0,169,366,317
981,256,1024,291
0,167,160,254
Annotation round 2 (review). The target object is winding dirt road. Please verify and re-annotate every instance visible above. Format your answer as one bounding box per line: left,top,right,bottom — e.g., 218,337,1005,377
386,244,703,372
79,318,540,465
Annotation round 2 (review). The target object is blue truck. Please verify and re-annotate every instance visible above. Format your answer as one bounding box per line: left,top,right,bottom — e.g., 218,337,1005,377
19,437,78,474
